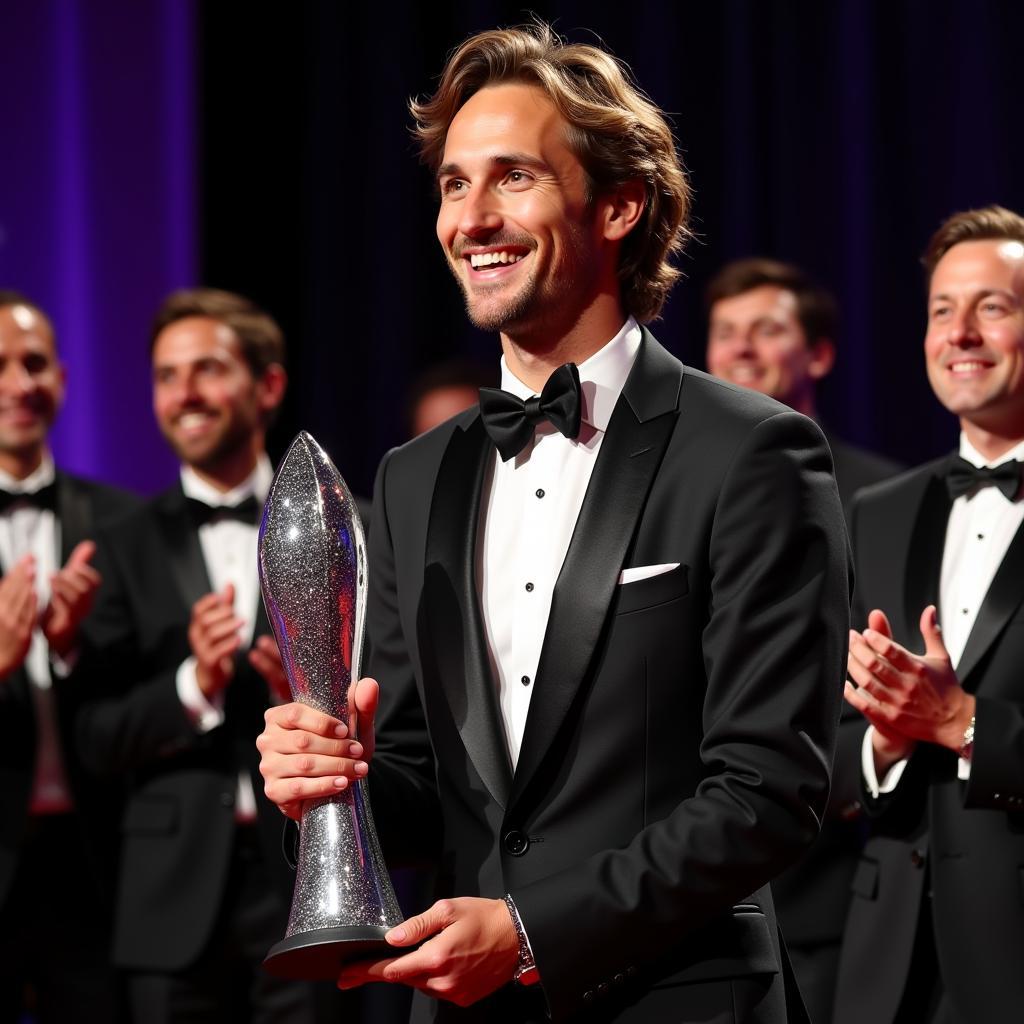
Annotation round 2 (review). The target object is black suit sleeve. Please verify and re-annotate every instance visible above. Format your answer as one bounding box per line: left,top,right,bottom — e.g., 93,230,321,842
513,411,850,1014
363,449,443,865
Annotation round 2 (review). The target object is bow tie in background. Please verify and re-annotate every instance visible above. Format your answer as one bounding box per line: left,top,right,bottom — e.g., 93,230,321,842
0,481,58,515
479,362,583,462
945,456,1022,501
186,494,262,528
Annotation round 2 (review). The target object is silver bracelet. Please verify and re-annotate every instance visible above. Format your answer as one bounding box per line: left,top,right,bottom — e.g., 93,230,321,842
959,715,976,760
503,894,538,985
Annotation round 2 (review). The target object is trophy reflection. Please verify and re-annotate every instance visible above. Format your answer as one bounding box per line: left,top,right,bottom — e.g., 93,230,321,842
258,432,401,979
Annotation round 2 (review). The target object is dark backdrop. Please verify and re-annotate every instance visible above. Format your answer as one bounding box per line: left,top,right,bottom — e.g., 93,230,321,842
6,2,1024,496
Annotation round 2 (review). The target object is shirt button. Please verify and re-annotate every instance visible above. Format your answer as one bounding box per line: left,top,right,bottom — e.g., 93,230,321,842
977,533,985,540
962,608,969,615
525,582,534,592
521,675,531,687
536,488,545,498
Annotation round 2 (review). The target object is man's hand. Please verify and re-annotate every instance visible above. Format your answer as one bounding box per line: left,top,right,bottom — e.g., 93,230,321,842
248,635,290,703
0,556,37,679
41,540,102,657
189,584,243,699
845,605,975,771
337,897,520,1008
256,677,377,820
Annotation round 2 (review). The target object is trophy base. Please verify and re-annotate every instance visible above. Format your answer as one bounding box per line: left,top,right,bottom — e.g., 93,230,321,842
263,926,392,980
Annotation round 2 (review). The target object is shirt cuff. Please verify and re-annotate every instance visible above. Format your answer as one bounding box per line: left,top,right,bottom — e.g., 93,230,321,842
861,726,909,798
49,645,79,677
957,754,972,780
175,656,225,733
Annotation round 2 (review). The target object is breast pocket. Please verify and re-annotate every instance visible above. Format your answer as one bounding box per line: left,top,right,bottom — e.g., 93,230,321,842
616,564,689,615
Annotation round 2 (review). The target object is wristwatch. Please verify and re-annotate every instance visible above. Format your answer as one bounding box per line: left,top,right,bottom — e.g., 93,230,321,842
503,894,540,987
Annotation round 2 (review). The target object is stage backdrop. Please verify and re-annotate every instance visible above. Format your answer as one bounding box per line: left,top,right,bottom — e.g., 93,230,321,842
6,1,1024,497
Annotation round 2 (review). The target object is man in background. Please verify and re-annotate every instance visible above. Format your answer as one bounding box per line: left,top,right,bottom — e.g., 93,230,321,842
837,205,1024,1022
407,359,494,437
79,288,321,1022
706,257,901,511
0,290,137,1022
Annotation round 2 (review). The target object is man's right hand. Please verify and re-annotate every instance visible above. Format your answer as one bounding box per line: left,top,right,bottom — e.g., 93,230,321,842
0,556,37,680
189,584,243,699
257,677,378,820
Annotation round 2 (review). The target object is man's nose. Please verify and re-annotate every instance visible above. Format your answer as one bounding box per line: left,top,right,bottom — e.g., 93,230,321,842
0,362,35,395
948,309,981,346
457,187,503,238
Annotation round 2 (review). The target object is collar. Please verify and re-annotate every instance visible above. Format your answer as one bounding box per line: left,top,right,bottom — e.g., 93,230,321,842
179,453,273,508
958,433,1024,469
0,452,56,494
498,317,642,433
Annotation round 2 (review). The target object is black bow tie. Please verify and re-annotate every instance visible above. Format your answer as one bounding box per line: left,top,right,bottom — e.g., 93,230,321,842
945,456,1022,501
186,494,262,528
478,362,583,462
0,481,57,515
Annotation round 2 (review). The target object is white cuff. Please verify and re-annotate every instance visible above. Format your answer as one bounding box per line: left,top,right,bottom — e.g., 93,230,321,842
175,656,225,733
957,754,972,781
49,645,79,678
861,726,909,798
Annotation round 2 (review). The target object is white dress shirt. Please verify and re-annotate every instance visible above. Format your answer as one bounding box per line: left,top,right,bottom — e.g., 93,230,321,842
478,318,641,769
174,455,274,822
862,433,1024,796
0,454,74,814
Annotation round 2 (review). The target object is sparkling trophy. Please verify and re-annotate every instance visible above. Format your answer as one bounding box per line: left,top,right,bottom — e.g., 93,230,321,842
259,431,402,979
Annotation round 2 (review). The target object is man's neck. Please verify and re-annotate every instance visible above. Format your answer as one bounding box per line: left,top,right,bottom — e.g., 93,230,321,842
186,442,264,494
500,295,629,393
0,446,46,482
961,418,1024,463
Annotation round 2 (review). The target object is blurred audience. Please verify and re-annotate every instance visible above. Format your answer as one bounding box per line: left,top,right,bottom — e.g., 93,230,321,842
706,258,902,512
0,291,137,1022
407,359,494,437
76,289,322,1023
837,205,1024,1022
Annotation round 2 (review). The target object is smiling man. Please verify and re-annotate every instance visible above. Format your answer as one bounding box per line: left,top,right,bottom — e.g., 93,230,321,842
258,23,850,1024
0,291,137,1022
77,289,323,1022
836,206,1024,1023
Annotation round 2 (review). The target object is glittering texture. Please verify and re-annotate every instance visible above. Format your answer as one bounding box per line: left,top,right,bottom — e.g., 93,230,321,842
259,432,402,938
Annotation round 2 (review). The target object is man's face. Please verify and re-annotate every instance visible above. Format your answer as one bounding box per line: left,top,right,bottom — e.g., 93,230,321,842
706,285,827,409
152,316,269,472
925,239,1024,433
435,82,607,339
0,304,65,466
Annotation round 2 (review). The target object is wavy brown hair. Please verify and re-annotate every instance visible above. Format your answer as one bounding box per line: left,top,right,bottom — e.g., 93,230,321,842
410,22,692,323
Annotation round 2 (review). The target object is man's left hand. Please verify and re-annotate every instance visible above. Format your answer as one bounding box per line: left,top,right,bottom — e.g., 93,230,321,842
248,635,290,703
41,540,101,658
845,604,976,753
337,897,520,1007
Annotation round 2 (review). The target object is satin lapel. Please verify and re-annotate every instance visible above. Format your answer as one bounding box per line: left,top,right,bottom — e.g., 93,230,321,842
511,332,682,805
956,516,1024,687
55,473,91,563
157,487,212,610
424,414,512,808
903,471,950,641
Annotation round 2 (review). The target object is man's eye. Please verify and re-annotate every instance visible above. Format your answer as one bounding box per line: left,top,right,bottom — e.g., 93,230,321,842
441,179,465,196
505,170,531,187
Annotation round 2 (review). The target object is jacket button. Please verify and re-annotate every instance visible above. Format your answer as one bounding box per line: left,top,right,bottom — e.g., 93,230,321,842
598,983,609,997
614,973,626,986
220,791,235,807
910,848,926,868
583,991,594,1005
503,830,530,856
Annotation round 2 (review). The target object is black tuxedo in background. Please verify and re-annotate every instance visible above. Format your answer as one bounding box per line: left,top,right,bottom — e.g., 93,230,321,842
361,331,851,1023
0,471,138,1022
769,433,900,1024
78,483,308,1016
833,459,1024,1023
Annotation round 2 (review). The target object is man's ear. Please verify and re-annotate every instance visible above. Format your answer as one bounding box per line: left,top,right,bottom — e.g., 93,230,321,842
807,338,836,381
257,363,288,417
601,179,646,242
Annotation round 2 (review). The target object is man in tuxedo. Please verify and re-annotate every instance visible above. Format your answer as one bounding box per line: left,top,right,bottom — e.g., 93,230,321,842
706,258,901,513
79,288,319,1022
0,290,137,1022
705,258,901,1022
836,205,1024,1023
258,23,850,1023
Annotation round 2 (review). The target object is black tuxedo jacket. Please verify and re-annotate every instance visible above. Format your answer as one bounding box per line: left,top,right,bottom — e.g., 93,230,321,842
78,483,292,972
0,471,138,907
833,459,1024,1023
825,434,903,517
362,331,850,1023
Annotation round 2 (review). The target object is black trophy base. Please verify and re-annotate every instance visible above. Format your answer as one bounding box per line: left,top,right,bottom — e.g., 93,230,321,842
263,925,391,980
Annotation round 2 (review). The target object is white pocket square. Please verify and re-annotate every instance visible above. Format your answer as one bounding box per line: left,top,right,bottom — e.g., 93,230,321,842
618,562,680,585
